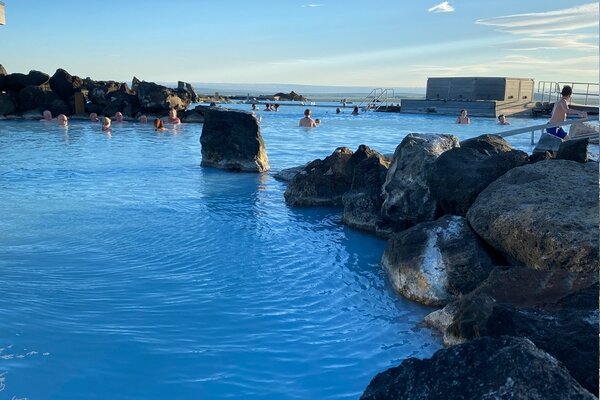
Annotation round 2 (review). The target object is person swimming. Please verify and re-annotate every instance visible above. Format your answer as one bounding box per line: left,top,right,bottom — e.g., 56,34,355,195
138,115,148,123
114,112,125,123
497,114,509,125
90,112,99,122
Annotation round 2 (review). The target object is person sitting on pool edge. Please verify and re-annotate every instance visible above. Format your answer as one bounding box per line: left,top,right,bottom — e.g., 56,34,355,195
456,109,470,124
299,109,317,128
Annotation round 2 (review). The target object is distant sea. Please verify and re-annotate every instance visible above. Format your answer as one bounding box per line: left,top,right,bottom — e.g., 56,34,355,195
158,82,427,102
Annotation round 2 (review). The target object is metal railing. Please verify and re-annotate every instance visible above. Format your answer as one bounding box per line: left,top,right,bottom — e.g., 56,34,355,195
497,117,593,145
536,81,599,106
357,88,396,111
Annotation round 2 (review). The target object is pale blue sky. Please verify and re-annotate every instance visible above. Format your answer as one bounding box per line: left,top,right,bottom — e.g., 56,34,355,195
0,0,598,88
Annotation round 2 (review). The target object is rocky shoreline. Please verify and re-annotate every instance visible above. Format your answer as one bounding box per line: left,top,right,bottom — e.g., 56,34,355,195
196,105,597,398
2,73,597,398
0,66,314,123
197,106,598,397
278,134,598,397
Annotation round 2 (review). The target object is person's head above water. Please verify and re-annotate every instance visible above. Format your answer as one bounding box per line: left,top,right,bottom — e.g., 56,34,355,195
57,114,68,126
41,110,52,121
304,109,311,117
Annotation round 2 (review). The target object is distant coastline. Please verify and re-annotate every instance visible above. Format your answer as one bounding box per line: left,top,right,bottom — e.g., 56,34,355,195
157,82,427,102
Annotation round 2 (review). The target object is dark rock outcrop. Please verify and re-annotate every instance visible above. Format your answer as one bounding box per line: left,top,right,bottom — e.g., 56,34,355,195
102,88,140,117
273,91,306,101
3,70,49,91
361,336,596,400
423,266,599,394
177,81,199,103
137,81,190,112
342,146,390,234
556,138,589,163
17,85,67,114
49,68,83,102
0,92,17,115
429,134,528,216
382,215,495,306
84,80,123,106
466,160,599,272
284,147,355,206
381,133,459,232
200,107,269,172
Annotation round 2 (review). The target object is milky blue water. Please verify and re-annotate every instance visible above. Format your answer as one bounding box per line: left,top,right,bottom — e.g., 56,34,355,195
0,106,591,399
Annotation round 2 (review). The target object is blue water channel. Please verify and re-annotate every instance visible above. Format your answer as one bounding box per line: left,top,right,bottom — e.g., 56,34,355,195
0,106,577,399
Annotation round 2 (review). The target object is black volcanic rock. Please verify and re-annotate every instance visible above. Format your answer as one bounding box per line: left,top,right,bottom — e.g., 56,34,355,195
361,336,596,400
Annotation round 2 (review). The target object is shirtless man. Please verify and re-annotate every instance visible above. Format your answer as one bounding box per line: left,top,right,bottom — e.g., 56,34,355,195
547,85,587,140
299,109,316,128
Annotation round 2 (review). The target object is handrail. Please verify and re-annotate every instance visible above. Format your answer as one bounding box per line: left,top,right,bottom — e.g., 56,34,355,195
357,88,396,112
498,117,592,138
536,81,599,106
495,117,594,145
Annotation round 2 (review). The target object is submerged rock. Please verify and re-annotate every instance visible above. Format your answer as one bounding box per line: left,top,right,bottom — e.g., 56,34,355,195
467,160,599,272
381,133,459,231
273,164,308,183
382,215,495,306
200,107,269,172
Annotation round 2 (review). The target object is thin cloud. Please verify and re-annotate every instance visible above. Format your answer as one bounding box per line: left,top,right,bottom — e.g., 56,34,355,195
411,54,599,78
301,4,323,7
496,34,598,51
475,3,599,34
428,2,454,13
